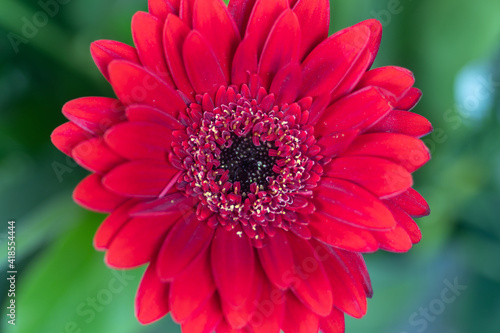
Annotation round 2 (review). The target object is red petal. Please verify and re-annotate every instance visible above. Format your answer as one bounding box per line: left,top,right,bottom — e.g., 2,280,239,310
106,214,178,268
148,0,178,20
286,233,333,316
228,0,258,36
73,174,126,212
258,9,301,89
282,292,320,333
183,30,227,98
368,110,433,138
136,261,170,324
357,66,415,104
231,37,258,86
309,213,379,252
212,227,255,309
170,247,216,322
94,199,138,250
269,63,302,106
157,212,215,279
344,133,431,172
314,241,368,318
257,229,294,290
222,261,262,329
387,188,430,217
385,201,422,244
245,0,288,56
316,129,360,158
104,122,173,161
324,156,413,198
130,192,198,217
334,249,373,298
372,223,413,253
193,0,241,81
299,24,370,99
314,87,393,137
103,160,178,197
179,0,196,28
292,0,329,61
180,295,222,333
132,12,174,86
395,87,422,111
247,279,284,333
108,60,186,115
126,105,184,129
90,40,140,81
164,14,195,100
319,307,345,333
62,97,125,134
72,137,125,173
314,178,397,229
51,122,92,156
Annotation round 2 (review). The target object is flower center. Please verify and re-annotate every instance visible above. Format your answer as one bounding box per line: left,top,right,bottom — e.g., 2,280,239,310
171,80,323,240
218,135,277,194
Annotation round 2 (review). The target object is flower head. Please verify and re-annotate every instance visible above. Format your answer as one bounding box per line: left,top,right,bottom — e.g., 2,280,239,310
52,0,432,332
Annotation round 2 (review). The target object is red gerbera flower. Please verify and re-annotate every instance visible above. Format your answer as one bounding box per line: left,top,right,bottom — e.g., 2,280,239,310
51,0,432,332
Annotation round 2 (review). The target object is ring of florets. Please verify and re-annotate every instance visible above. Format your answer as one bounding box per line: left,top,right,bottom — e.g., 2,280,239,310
172,83,322,237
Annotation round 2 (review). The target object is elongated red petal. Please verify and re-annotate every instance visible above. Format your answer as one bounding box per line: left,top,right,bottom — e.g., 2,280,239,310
372,223,413,253
315,87,393,137
314,178,397,229
316,129,360,158
248,279,284,333
170,247,216,322
105,214,178,268
282,292,320,333
105,122,173,161
157,212,214,279
395,87,422,111
257,229,294,290
180,295,222,333
228,0,257,36
319,307,345,333
324,156,413,198
334,249,373,298
385,201,422,244
270,63,302,106
94,199,138,250
212,227,255,309
286,233,333,317
193,0,241,81
309,213,379,252
72,137,124,173
103,160,178,197
315,242,368,318
292,0,329,61
51,122,92,156
183,31,227,98
148,0,178,20
108,60,186,115
132,12,174,86
368,110,433,138
357,66,415,104
387,187,430,217
90,40,140,81
73,174,126,213
136,261,170,324
258,9,301,89
62,97,125,134
163,14,195,99
300,24,370,99
126,104,184,129
344,133,431,172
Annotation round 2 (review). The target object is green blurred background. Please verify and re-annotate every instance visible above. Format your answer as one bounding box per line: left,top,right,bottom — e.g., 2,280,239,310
1,0,500,332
